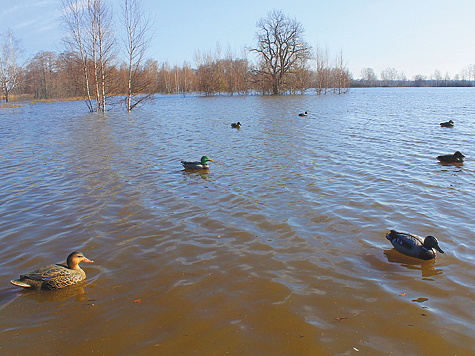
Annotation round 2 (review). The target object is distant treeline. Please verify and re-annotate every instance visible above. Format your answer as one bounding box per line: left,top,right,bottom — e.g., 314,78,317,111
10,49,350,101
7,50,475,103
353,67,475,88
351,78,475,88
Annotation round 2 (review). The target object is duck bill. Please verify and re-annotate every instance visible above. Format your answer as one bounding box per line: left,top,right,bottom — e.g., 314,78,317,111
435,246,445,254
83,257,94,263
208,159,214,162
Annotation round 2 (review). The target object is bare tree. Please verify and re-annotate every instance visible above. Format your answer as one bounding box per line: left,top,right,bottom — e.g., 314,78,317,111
291,57,311,94
433,69,442,87
62,0,94,111
315,46,329,94
26,51,58,99
380,67,398,86
333,50,350,94
444,72,450,87
63,0,114,112
397,71,407,86
250,10,312,95
0,30,24,102
87,0,115,112
122,0,154,111
361,68,378,86
413,74,427,87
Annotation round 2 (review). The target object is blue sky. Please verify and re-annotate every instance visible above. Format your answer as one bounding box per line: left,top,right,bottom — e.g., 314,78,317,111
2,0,474,79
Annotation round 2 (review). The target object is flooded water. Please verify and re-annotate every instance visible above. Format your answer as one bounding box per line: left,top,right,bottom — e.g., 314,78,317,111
1,88,474,355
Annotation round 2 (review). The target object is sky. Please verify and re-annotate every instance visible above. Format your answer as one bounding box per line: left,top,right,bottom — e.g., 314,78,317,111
2,0,475,79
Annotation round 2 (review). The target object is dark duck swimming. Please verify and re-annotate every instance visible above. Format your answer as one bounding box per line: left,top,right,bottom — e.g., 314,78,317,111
386,230,444,260
437,151,465,163
231,122,241,128
440,120,454,127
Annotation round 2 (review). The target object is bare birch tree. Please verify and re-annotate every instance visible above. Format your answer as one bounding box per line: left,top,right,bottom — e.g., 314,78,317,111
63,0,114,112
250,10,312,95
87,0,115,112
0,30,24,102
62,0,94,111
122,0,153,111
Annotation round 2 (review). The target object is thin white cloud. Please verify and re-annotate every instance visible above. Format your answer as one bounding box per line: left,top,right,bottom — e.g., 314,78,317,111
0,5,23,18
15,19,40,30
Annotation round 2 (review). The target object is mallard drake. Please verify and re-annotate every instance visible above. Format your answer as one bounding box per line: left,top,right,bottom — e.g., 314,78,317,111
440,120,454,127
386,230,444,260
231,122,241,128
298,111,308,117
437,151,465,163
10,251,94,290
181,156,213,170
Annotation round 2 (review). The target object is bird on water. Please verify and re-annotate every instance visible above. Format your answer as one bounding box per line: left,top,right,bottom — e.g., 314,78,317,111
440,120,454,127
181,156,213,170
231,122,241,128
299,111,308,117
386,230,444,260
10,251,94,290
437,151,465,163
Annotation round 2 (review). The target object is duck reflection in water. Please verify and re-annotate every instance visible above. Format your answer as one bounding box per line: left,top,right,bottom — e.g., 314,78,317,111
383,249,443,278
182,169,211,180
15,283,90,303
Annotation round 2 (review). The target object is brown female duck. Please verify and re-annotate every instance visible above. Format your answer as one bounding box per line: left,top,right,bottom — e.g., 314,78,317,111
10,251,94,290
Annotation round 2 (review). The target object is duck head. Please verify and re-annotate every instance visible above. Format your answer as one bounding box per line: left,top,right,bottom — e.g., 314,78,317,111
200,156,213,165
423,236,444,254
67,251,94,270
454,151,465,159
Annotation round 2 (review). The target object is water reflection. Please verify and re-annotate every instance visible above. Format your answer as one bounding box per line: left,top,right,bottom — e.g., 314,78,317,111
383,249,443,278
182,169,211,179
437,161,464,168
16,283,91,303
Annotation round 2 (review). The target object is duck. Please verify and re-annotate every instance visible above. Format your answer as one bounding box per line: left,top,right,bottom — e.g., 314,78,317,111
440,120,454,127
386,230,444,260
181,156,213,170
231,122,241,128
298,111,308,117
437,151,465,163
10,251,94,290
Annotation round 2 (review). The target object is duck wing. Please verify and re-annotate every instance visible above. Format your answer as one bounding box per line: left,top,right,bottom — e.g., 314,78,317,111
19,264,85,290
386,230,422,250
181,160,206,169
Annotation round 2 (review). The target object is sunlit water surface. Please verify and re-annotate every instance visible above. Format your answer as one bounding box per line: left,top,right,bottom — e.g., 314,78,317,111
1,88,475,355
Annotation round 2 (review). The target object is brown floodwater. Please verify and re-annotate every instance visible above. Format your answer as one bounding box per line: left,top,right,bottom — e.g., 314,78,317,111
1,88,474,355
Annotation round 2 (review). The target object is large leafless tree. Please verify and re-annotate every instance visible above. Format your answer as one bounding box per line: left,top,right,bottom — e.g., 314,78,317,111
0,30,24,102
250,10,312,95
